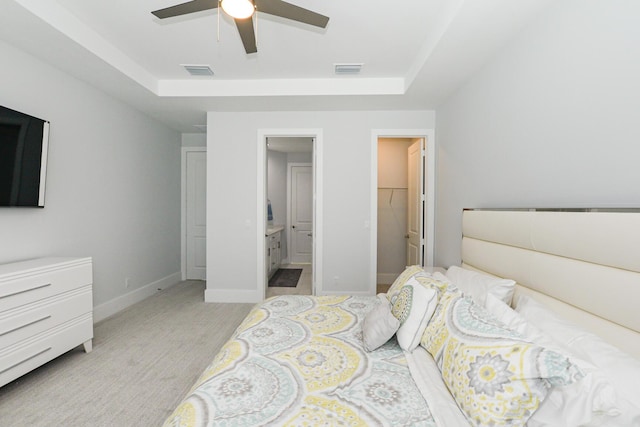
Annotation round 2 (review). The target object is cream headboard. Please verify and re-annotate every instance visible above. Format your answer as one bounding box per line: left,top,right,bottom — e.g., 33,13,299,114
460,209,640,359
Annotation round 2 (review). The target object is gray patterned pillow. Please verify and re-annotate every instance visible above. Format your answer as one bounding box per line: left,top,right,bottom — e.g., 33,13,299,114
362,294,400,352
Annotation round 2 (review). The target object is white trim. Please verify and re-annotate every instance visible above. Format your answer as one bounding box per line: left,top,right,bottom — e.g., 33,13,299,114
93,271,181,322
258,129,323,299
287,162,313,265
370,129,436,293
181,146,207,281
314,134,323,296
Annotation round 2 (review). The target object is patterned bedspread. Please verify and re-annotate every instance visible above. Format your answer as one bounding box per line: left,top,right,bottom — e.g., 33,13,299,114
163,295,436,427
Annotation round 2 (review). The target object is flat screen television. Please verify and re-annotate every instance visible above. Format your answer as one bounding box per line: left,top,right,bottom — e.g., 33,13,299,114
0,105,50,207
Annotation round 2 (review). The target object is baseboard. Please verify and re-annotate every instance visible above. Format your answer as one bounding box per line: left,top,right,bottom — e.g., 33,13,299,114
93,271,182,323
204,288,261,303
377,273,399,285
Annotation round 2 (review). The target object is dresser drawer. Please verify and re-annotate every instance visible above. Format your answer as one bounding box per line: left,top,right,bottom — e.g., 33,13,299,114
0,260,92,312
0,286,92,349
0,314,92,387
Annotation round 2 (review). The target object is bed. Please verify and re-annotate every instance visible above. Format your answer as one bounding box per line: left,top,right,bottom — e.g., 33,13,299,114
164,209,640,427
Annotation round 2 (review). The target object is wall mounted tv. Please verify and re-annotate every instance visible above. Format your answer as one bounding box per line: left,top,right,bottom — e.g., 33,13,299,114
0,105,50,207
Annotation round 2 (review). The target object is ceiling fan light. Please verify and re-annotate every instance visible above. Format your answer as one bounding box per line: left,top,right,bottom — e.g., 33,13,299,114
221,0,255,19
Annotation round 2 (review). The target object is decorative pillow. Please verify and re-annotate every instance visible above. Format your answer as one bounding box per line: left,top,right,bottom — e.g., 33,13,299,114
485,295,621,427
386,265,427,303
389,276,438,351
414,273,450,296
362,294,400,352
421,290,583,427
445,265,516,306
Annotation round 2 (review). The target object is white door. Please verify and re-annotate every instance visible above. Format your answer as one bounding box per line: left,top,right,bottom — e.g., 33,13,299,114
407,139,425,266
289,164,313,264
186,151,207,280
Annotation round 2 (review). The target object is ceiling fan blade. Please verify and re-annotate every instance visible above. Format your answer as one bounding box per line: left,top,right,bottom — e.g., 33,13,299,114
255,0,329,28
235,18,257,54
152,0,219,19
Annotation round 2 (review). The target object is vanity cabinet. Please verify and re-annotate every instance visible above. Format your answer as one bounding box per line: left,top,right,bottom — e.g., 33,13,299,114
266,227,283,278
0,257,93,387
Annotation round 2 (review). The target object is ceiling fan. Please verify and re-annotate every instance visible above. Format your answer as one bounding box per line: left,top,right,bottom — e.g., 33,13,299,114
152,0,329,54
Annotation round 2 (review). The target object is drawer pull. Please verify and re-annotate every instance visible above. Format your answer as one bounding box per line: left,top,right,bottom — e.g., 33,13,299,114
0,315,52,337
0,283,52,299
0,347,52,375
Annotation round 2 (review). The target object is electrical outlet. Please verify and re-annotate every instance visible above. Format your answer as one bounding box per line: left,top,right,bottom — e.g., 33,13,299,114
125,277,131,289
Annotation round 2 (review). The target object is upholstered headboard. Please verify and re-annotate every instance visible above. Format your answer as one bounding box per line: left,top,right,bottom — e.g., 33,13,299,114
460,209,640,359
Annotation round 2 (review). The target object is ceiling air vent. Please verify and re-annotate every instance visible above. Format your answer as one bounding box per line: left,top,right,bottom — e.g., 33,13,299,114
182,65,214,76
334,63,363,75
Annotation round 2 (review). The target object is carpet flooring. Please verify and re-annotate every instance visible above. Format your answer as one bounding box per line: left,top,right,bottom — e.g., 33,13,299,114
0,281,253,427
268,268,303,287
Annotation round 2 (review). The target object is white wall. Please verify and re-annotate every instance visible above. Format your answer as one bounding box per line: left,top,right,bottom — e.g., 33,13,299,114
267,150,288,259
287,152,312,163
0,40,182,320
182,133,206,147
435,0,640,267
267,150,287,228
207,110,434,302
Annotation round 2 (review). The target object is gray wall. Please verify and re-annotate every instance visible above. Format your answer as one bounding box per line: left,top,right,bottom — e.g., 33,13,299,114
435,0,640,267
267,150,288,259
0,40,181,316
182,133,206,147
207,110,434,301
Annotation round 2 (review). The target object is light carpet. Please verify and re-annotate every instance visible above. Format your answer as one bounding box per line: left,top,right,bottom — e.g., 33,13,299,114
0,281,253,426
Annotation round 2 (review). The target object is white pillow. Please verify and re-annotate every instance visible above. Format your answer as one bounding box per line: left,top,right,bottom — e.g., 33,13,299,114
431,271,450,284
486,295,621,427
362,294,400,352
514,294,640,402
445,265,516,306
389,276,438,351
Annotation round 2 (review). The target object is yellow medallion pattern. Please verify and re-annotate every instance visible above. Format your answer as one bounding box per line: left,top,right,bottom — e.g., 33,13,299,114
283,395,369,426
163,295,436,427
277,335,363,392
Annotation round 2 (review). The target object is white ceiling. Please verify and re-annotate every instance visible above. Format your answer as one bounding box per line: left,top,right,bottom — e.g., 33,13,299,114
1,0,553,133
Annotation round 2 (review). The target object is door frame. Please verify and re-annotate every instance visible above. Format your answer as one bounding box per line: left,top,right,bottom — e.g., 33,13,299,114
370,129,435,293
181,146,207,281
258,129,323,299
287,162,313,265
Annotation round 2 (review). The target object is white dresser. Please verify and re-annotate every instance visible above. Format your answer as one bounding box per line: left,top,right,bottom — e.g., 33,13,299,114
0,257,93,387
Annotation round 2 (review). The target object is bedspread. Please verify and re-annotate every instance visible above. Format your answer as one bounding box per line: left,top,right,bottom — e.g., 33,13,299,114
163,295,437,427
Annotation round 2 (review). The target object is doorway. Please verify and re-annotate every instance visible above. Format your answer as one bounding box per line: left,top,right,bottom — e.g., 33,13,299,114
288,163,313,264
370,129,435,294
181,147,207,280
376,138,416,287
258,130,323,300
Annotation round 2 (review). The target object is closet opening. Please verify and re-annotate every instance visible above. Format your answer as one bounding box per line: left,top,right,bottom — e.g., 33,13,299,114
370,129,434,295
376,138,423,291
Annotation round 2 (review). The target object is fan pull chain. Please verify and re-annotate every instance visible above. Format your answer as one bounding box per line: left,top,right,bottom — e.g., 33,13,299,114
217,0,221,42
254,5,258,49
